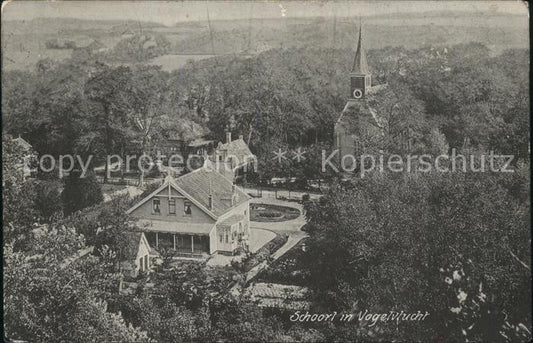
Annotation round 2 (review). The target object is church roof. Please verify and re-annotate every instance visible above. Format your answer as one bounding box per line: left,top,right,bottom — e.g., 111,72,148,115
336,97,384,130
351,22,370,75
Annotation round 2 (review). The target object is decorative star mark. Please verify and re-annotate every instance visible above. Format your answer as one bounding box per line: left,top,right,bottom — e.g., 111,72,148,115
272,148,287,163
292,147,306,162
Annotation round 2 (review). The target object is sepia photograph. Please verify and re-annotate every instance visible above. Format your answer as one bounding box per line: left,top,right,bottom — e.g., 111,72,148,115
2,1,531,342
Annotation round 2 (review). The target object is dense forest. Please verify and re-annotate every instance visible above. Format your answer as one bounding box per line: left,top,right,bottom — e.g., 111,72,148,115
2,42,529,181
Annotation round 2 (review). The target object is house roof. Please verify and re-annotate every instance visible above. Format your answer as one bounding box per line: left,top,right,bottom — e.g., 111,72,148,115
136,219,215,235
216,138,255,168
121,231,146,261
188,139,214,148
219,214,244,228
126,165,250,220
174,166,250,217
13,137,32,151
244,282,311,310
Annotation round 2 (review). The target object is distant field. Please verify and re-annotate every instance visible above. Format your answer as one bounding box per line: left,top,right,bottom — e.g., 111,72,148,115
146,54,217,71
2,12,528,72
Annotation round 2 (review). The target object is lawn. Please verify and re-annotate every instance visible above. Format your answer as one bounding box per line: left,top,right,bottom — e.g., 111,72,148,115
249,228,276,253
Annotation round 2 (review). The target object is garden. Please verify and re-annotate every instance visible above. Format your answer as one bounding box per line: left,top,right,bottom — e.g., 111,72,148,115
250,204,301,222
254,238,309,286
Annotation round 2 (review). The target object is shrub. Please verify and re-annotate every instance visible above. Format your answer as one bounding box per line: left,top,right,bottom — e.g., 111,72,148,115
35,180,64,221
61,171,104,215
241,233,288,273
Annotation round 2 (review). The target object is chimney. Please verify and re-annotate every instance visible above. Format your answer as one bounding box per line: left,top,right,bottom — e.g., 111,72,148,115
226,132,232,143
239,134,243,140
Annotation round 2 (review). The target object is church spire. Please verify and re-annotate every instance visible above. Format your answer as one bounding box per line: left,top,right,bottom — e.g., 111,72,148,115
351,20,370,75
348,18,371,100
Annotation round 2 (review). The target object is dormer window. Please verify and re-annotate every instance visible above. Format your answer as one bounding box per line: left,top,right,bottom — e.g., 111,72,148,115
183,201,192,216
169,198,176,215
152,198,161,215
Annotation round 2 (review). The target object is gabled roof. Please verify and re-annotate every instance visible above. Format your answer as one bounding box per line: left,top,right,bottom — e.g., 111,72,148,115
126,168,250,220
188,139,214,148
13,137,32,151
351,22,370,75
121,231,148,260
175,167,250,217
216,138,255,168
218,214,245,228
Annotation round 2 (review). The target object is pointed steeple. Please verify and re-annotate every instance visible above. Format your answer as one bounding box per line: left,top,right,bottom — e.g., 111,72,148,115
351,20,370,75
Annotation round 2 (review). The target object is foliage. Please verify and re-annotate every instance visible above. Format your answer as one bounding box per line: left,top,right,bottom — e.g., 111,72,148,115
34,180,64,222
4,229,147,342
61,172,104,216
235,232,289,273
107,33,171,62
2,135,39,250
303,166,531,341
255,238,310,286
3,43,528,182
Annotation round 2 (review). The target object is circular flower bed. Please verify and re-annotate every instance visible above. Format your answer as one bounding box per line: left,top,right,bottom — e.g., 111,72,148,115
250,204,301,222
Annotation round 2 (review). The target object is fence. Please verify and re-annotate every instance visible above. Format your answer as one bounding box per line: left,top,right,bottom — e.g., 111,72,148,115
95,176,160,187
241,186,322,201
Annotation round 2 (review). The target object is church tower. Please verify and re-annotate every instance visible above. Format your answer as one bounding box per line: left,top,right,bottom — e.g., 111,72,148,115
333,20,382,176
349,21,371,100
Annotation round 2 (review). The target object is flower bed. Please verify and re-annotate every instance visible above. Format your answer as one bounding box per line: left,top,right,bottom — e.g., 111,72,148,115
250,204,300,222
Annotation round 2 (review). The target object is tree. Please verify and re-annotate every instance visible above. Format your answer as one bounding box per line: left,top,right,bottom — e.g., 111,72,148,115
304,166,531,341
61,171,104,215
34,180,64,222
83,65,137,182
2,134,38,250
4,231,149,342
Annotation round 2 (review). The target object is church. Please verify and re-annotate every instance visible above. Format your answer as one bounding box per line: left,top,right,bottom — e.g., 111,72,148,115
333,22,384,174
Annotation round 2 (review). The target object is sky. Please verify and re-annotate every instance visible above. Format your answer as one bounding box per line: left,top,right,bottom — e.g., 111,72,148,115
2,1,529,26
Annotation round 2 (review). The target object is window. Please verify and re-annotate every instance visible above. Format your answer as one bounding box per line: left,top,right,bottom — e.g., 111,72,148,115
225,234,229,244
152,198,161,214
169,199,176,215
219,234,223,243
183,201,192,216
